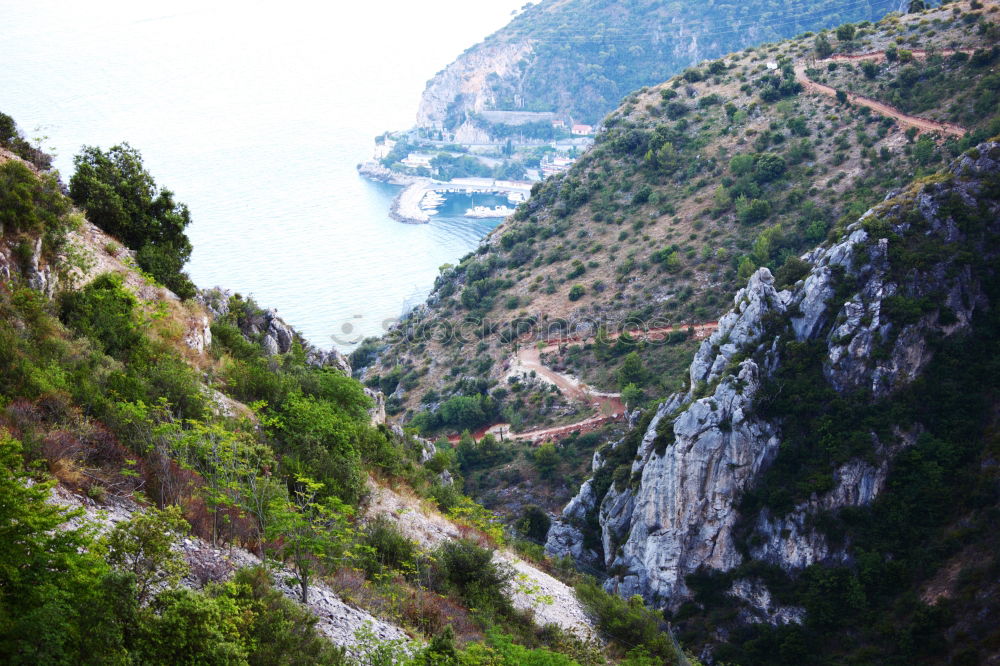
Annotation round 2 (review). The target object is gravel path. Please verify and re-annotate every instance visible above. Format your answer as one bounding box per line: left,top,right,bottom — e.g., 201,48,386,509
795,50,971,137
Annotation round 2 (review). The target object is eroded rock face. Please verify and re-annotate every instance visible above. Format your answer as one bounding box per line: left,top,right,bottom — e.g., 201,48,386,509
184,315,212,353
549,143,1000,617
605,360,781,605
416,41,532,136
25,236,55,296
729,579,805,626
363,387,386,426
198,286,353,374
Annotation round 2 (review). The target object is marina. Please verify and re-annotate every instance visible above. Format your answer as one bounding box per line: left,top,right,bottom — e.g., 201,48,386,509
389,177,532,224
464,204,516,218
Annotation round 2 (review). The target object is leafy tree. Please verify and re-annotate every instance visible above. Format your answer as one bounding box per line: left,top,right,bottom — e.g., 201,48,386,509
69,143,196,298
0,161,72,253
617,351,648,388
457,432,509,471
227,567,347,665
753,153,786,183
270,476,352,603
0,431,117,662
729,153,755,176
102,505,190,604
736,196,772,224
737,256,757,281
814,33,833,58
273,393,365,503
836,24,856,41
621,382,645,408
440,395,489,431
533,443,560,479
135,587,247,664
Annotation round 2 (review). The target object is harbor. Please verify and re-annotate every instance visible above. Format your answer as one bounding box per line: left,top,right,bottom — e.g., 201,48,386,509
388,177,532,224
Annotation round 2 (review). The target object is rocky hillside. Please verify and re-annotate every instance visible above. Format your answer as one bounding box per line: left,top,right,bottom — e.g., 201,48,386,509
417,0,903,139
547,141,1000,663
2,115,694,664
362,1,1000,427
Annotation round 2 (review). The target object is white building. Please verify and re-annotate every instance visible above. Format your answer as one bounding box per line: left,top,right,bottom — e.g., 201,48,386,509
400,153,433,169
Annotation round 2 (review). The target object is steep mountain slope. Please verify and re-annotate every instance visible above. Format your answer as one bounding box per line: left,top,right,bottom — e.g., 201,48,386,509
417,0,903,138
361,2,1000,433
2,117,684,664
547,141,1000,663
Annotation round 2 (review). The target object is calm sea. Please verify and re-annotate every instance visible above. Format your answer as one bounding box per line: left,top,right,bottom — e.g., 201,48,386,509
0,0,522,349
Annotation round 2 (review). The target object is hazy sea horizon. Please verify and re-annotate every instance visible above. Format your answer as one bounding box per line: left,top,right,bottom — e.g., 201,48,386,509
0,0,524,350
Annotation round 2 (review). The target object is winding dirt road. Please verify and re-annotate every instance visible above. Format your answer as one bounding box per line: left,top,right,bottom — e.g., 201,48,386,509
795,50,971,137
450,322,718,445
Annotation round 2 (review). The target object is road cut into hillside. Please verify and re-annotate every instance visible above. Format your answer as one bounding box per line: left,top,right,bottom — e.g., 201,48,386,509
795,50,972,137
450,322,718,445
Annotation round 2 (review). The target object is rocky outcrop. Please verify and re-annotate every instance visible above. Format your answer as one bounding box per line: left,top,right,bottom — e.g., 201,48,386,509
355,161,420,185
728,579,805,626
416,41,532,134
198,286,352,374
183,315,212,353
365,482,598,639
364,387,386,426
545,478,600,567
550,143,1000,615
25,236,55,296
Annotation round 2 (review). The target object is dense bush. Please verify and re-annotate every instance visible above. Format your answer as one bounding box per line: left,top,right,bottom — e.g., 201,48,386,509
357,516,417,578
0,111,52,169
0,431,346,664
575,582,677,661
0,161,73,255
433,538,514,618
59,273,145,360
69,143,196,298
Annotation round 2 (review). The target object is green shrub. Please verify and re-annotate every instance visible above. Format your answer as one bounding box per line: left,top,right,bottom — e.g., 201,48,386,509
515,505,551,543
357,516,417,578
568,284,586,301
59,273,145,360
736,196,772,224
0,161,73,254
69,143,195,299
575,582,676,661
433,538,513,615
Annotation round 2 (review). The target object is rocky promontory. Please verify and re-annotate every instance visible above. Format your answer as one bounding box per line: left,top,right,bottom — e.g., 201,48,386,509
547,142,1000,618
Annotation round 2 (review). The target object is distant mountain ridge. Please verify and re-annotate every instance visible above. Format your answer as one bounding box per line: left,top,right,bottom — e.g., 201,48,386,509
416,0,905,139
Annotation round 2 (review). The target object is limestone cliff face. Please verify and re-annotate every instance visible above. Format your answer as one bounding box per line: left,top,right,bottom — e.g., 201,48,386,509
416,41,532,133
547,143,1000,616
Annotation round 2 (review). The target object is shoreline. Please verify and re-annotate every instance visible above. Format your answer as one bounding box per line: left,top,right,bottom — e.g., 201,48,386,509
359,160,534,225
389,181,431,224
